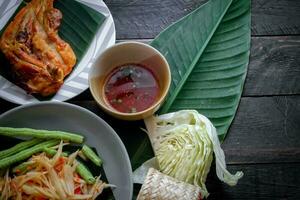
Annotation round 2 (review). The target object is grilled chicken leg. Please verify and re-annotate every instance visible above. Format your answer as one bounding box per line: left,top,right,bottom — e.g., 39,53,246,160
0,0,76,96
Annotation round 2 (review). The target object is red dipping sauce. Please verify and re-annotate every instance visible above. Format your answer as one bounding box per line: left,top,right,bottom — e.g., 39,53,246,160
104,64,160,113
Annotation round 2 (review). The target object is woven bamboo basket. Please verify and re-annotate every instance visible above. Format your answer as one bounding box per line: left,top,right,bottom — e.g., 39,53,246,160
137,168,203,200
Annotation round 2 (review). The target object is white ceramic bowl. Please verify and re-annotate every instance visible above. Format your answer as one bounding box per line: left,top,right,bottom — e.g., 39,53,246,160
89,41,171,120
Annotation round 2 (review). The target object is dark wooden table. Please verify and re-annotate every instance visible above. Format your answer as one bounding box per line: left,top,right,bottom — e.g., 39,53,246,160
1,0,300,199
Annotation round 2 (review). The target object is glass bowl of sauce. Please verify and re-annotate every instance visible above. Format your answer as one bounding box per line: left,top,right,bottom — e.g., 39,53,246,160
89,42,171,120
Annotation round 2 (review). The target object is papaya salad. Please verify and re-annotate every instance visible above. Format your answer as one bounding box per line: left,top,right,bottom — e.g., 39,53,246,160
0,127,112,200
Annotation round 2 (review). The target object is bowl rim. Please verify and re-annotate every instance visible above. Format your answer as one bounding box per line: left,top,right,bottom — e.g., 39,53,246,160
88,41,171,119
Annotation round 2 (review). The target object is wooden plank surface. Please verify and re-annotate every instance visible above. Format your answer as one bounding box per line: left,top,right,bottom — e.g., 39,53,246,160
104,0,207,39
244,36,300,96
223,96,300,164
104,0,300,39
0,0,300,199
251,0,300,36
206,163,300,199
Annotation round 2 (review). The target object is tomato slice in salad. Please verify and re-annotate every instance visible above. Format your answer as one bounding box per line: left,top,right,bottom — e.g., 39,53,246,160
75,186,82,194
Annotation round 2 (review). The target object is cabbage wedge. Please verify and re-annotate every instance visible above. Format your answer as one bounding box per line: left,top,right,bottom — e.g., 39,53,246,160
136,110,243,197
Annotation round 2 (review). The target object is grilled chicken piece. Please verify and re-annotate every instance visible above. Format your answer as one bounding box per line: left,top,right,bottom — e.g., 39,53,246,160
0,0,76,96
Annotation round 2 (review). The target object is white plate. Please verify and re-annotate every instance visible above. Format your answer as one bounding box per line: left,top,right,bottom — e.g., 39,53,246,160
0,102,133,200
0,0,116,104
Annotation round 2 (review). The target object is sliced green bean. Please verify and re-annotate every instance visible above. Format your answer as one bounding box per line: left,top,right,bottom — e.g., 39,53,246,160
40,148,95,184
12,161,36,174
0,140,59,169
78,150,88,161
0,139,42,160
81,145,102,167
0,127,84,143
43,147,68,157
76,161,96,184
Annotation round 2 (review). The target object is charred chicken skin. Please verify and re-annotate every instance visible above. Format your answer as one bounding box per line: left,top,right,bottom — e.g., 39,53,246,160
0,0,76,96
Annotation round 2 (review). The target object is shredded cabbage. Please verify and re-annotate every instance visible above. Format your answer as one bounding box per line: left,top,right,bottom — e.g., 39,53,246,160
144,110,243,197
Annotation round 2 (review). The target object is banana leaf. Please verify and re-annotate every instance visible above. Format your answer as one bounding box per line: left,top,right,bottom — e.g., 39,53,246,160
152,0,250,141
131,0,250,171
129,1,250,197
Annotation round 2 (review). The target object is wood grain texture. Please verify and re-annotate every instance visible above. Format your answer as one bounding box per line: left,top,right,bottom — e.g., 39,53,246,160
104,0,300,39
223,96,300,164
245,36,300,96
251,0,300,36
104,0,207,39
206,163,300,199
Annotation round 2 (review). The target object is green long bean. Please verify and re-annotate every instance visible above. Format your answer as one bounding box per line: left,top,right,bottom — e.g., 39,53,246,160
43,147,68,157
12,161,36,174
0,140,59,169
42,148,96,184
0,127,84,143
81,145,102,167
76,161,96,184
12,147,68,174
0,138,42,160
